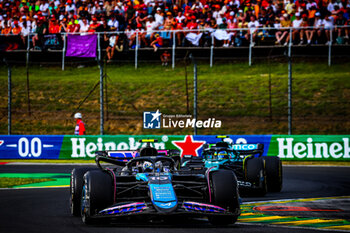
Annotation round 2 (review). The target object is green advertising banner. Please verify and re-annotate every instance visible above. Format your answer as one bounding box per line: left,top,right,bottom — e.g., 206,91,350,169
268,135,350,161
58,135,273,159
59,135,184,159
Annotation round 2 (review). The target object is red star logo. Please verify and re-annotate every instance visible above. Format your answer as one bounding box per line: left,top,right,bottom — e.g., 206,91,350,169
172,135,205,157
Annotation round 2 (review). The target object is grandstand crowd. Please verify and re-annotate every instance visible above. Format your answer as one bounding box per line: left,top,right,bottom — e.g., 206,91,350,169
0,0,349,52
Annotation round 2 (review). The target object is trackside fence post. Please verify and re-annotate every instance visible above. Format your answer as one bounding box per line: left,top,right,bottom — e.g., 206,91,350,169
135,33,138,70
249,31,253,66
328,28,332,67
26,34,30,69
172,31,176,69
288,28,292,58
26,34,31,116
62,34,66,71
100,62,104,135
210,34,214,67
191,54,198,135
98,32,101,62
7,64,11,135
288,27,293,135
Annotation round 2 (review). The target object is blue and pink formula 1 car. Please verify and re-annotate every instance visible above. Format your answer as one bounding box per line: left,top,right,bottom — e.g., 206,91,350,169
69,139,241,225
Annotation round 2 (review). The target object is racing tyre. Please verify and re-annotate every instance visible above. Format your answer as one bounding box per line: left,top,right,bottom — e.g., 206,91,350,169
70,167,97,216
81,170,114,224
263,156,283,192
245,157,267,196
208,170,240,225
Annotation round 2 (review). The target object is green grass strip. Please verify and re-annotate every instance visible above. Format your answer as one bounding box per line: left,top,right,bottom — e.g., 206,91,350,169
0,173,70,188
0,177,55,188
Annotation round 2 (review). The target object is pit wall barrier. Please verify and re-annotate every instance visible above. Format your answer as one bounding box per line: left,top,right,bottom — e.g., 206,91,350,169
0,135,349,161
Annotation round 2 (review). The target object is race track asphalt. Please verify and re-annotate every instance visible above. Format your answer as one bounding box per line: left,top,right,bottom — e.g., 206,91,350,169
1,165,350,233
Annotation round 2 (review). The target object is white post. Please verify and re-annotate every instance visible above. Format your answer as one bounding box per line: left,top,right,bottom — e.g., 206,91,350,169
249,30,253,66
97,33,101,61
210,34,214,67
172,31,176,69
288,28,292,58
135,33,138,70
328,28,332,67
62,34,66,71
26,34,30,67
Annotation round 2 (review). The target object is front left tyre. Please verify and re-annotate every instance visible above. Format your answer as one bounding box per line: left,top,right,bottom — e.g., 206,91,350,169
70,167,97,216
208,169,240,225
81,170,114,224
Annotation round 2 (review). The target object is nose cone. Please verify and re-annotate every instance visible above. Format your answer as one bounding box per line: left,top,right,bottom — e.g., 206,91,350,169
149,178,178,212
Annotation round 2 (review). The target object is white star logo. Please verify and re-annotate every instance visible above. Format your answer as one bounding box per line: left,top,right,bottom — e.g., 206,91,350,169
151,109,161,122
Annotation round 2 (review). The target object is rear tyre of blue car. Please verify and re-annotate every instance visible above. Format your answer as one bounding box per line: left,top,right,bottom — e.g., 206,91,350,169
81,170,114,224
208,170,240,225
70,167,97,216
263,156,283,192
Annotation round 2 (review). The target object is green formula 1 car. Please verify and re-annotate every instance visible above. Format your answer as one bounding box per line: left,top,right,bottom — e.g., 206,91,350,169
181,136,282,196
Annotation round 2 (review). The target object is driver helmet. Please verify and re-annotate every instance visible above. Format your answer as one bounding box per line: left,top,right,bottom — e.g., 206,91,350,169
143,161,153,172
217,151,229,160
155,161,163,172
223,138,233,144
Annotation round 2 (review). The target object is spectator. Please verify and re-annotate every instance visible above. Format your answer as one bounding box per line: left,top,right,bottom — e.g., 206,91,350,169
323,13,334,44
285,0,295,14
48,17,60,34
79,18,90,34
129,23,146,47
125,1,136,25
275,14,291,45
104,0,114,17
98,17,110,32
150,33,163,51
88,17,100,32
143,15,158,45
155,7,164,27
335,11,347,44
171,18,184,46
292,12,303,44
108,14,119,31
164,12,173,30
160,50,171,66
125,24,135,47
313,12,323,44
245,15,259,46
303,17,313,44
66,0,76,15
21,19,31,44
11,20,22,35
105,33,118,61
39,0,50,17
214,17,230,47
74,113,86,135
32,16,48,50
69,16,80,33
176,11,186,24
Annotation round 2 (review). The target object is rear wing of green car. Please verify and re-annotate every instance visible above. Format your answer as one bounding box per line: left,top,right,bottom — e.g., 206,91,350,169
229,143,264,156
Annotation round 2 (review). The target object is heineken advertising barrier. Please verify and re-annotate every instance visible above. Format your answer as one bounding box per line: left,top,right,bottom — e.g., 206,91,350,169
0,135,349,161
